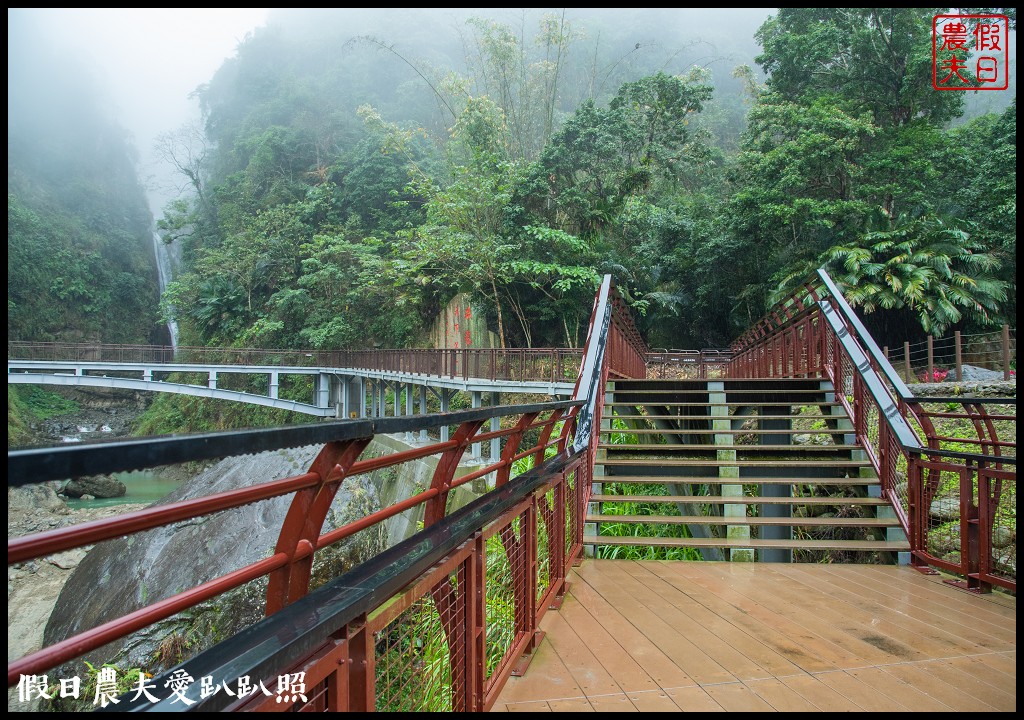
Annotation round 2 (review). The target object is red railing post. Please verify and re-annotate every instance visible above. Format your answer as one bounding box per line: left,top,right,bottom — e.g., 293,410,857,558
265,438,370,614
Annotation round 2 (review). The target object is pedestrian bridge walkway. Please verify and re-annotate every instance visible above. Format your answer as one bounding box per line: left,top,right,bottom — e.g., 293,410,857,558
493,561,1016,712
7,272,1016,712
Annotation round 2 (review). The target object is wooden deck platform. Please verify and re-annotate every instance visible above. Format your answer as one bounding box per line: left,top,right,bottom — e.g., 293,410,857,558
492,561,1016,712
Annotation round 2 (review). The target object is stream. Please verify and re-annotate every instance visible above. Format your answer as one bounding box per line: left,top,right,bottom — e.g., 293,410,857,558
63,469,183,509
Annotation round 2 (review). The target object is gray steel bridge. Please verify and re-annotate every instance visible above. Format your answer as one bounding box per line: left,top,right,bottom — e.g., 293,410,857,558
7,359,574,417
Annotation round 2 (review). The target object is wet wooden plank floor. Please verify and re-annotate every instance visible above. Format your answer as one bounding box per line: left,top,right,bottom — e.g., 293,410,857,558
492,561,1016,712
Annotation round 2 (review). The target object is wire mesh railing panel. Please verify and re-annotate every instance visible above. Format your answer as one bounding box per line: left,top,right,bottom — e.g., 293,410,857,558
294,677,329,712
483,514,527,685
921,462,964,570
374,565,467,713
536,490,554,606
888,430,911,528
913,457,1016,592
861,390,882,471
985,468,1016,588
910,401,1017,459
565,470,578,561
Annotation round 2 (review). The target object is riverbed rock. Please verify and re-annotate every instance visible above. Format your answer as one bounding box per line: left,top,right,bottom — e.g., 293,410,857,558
992,526,1014,549
9,484,71,515
910,380,1015,398
929,496,960,521
62,475,126,499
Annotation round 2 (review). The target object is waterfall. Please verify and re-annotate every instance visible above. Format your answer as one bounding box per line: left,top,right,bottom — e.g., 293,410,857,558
152,230,180,350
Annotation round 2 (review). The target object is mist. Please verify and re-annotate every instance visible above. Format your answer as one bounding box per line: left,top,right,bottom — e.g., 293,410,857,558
9,8,270,216
9,7,777,221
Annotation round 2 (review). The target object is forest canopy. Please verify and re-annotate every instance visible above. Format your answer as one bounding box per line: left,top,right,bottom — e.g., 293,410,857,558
8,8,1016,353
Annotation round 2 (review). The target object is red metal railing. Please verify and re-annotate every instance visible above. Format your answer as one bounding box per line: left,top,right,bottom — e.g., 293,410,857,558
728,269,1016,594
645,349,732,379
7,275,644,711
8,403,577,700
7,342,582,384
606,289,648,380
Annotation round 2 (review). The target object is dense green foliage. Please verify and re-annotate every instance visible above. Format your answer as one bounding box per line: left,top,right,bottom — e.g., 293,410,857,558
7,386,82,447
150,8,1012,361
9,9,1015,374
716,9,1014,344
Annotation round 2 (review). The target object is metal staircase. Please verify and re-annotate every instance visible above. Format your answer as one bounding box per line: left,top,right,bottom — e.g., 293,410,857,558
584,378,910,562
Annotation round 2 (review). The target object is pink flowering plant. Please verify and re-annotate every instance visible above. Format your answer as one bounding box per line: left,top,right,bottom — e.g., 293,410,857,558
918,368,949,383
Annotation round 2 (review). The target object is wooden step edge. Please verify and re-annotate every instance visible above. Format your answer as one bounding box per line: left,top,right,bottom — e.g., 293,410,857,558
606,391,831,397
596,460,872,467
598,429,848,434
604,402,843,407
615,377,831,382
590,494,891,505
602,417,851,421
594,476,878,485
581,535,910,551
586,514,901,527
598,444,858,451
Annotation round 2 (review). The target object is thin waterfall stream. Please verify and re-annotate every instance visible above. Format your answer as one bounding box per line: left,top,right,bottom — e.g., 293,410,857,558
152,229,179,350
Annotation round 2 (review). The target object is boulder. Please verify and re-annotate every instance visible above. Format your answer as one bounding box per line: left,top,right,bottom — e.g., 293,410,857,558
959,364,1004,381
929,496,960,521
8,484,70,515
40,433,483,690
992,526,1014,549
62,475,126,498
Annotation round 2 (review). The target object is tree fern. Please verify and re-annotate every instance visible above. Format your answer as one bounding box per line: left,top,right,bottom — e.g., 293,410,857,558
823,215,1009,335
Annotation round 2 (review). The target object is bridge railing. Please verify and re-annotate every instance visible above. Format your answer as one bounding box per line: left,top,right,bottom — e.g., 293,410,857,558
7,341,583,383
728,269,1016,593
7,276,646,711
645,349,732,379
8,401,586,711
329,347,583,383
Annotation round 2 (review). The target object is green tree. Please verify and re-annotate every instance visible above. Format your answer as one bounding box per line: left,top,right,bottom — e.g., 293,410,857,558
515,71,713,239
755,8,963,127
722,8,1015,338
460,12,578,162
948,100,1017,325
821,215,1009,336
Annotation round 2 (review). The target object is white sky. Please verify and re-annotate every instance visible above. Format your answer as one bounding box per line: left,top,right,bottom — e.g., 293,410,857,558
10,8,270,215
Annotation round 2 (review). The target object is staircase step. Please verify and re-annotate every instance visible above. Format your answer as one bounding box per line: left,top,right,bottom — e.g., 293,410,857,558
597,459,871,468
582,535,910,551
595,475,877,486
599,428,846,435
599,443,856,452
614,378,830,384
608,413,847,421
610,389,835,395
586,514,900,527
591,379,906,561
605,402,843,408
591,494,890,505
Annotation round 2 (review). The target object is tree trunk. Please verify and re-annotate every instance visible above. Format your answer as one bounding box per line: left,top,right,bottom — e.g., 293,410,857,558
490,275,507,349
